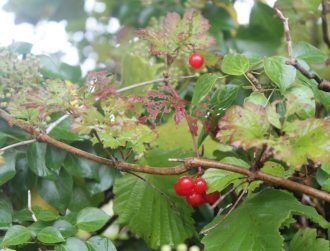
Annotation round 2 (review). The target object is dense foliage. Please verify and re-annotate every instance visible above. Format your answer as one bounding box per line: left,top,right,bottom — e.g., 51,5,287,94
0,0,330,250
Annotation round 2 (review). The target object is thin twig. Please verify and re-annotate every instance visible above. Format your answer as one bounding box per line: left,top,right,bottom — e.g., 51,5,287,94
116,75,197,93
321,0,330,49
0,114,69,152
28,190,37,222
202,188,247,234
275,7,330,92
0,109,330,202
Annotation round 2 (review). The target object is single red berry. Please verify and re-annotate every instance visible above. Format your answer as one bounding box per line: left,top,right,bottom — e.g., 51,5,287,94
173,176,194,196
189,53,204,69
194,178,207,194
186,192,205,206
205,192,221,204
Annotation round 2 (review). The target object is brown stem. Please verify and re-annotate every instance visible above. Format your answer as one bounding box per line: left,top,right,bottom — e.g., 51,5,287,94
1,109,330,202
275,7,330,92
321,0,330,50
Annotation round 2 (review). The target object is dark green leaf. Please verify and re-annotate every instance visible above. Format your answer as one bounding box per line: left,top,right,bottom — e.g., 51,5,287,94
0,195,13,229
64,154,99,179
27,142,54,177
0,150,17,185
46,145,67,172
86,165,117,195
76,207,110,232
53,220,77,238
55,237,89,251
191,74,220,105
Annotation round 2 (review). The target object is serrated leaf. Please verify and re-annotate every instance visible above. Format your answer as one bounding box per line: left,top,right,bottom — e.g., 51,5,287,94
76,207,110,232
202,188,329,251
55,237,89,251
191,74,220,105
217,102,270,149
285,84,315,119
0,150,16,185
264,56,296,91
221,54,249,76
114,174,196,249
87,236,117,251
27,142,54,177
289,228,329,251
203,157,249,193
1,225,32,246
272,118,330,168
293,41,326,64
37,226,65,244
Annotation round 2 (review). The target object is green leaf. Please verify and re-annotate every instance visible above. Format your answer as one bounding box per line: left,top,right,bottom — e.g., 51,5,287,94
1,225,32,246
120,53,158,94
289,228,329,251
210,82,241,116
86,165,117,195
0,150,17,185
76,207,110,232
218,102,270,149
46,145,67,172
64,154,99,179
221,54,249,76
55,237,89,251
0,195,13,229
27,142,54,177
38,169,73,213
37,226,65,244
202,188,329,251
203,157,249,193
285,84,315,119
321,163,330,175
244,92,268,106
87,236,117,251
266,102,282,129
53,220,77,238
114,174,196,249
293,41,326,64
261,161,294,178
302,0,322,11
32,205,59,222
191,74,220,105
264,56,296,91
272,119,330,168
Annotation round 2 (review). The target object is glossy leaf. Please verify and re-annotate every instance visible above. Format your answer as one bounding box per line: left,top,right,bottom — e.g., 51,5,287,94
27,142,54,177
87,236,117,251
0,195,13,229
264,56,296,91
191,74,220,105
37,226,65,244
293,41,326,64
1,225,32,246
55,237,89,251
76,207,110,232
0,150,16,185
221,54,249,76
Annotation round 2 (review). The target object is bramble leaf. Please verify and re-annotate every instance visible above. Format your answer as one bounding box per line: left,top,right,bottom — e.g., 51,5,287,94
289,228,329,251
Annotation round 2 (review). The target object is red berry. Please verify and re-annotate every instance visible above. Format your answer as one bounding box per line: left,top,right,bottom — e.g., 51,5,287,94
205,192,221,204
194,178,207,194
173,176,194,196
189,53,204,69
186,192,205,206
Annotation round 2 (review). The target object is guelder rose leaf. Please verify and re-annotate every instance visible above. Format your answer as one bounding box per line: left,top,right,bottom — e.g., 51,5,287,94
217,102,270,149
202,188,329,251
113,174,196,249
272,118,330,168
138,10,214,56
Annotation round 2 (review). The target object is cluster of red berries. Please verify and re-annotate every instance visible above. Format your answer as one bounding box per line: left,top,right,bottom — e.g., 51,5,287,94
189,52,204,69
174,176,220,206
